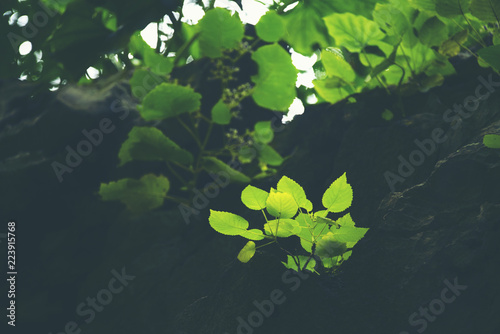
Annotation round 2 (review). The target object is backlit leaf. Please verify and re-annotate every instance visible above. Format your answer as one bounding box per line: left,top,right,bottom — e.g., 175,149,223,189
322,172,353,213
238,241,256,263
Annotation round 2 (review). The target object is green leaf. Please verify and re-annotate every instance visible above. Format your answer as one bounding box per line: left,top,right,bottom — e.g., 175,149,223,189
211,99,231,125
118,126,194,166
201,157,251,183
434,0,471,17
372,4,411,37
282,2,334,55
198,8,244,58
330,224,369,248
251,44,298,111
257,143,284,166
256,10,286,42
418,17,448,47
322,172,353,213
313,78,354,105
266,191,298,218
316,216,340,228
277,176,311,211
99,174,170,213
129,69,162,100
321,50,356,82
254,121,274,144
323,12,385,53
144,48,173,76
439,30,468,57
477,45,500,72
282,255,317,273
209,210,265,240
237,241,256,263
470,0,500,22
409,0,436,11
382,109,394,121
264,219,301,237
483,134,500,148
241,185,269,210
316,232,348,258
139,83,202,121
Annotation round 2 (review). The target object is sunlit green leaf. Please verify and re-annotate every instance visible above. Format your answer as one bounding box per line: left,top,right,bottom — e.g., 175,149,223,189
241,185,269,210
321,50,356,82
324,12,385,53
322,172,353,213
277,175,311,211
256,10,285,42
251,44,298,111
209,210,265,240
238,241,256,263
266,191,298,218
198,8,244,58
264,219,300,237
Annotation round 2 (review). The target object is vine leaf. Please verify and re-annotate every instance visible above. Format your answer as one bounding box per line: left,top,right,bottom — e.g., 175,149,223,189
209,210,264,240
483,134,500,148
321,49,356,82
316,232,348,258
264,219,300,237
238,241,256,263
470,0,500,22
266,191,298,218
257,143,284,166
118,126,193,166
323,12,385,53
277,175,312,211
254,121,274,144
256,10,285,42
282,255,317,273
282,1,334,55
322,172,353,213
241,185,269,210
477,45,500,72
251,44,298,111
99,174,170,213
198,8,244,58
139,83,202,121
211,99,231,125
129,69,162,100
201,157,251,183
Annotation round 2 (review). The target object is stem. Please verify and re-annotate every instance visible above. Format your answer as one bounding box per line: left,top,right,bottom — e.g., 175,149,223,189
166,162,188,185
177,117,202,148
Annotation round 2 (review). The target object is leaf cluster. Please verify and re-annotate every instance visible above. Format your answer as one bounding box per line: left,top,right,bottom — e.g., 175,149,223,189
209,173,369,274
